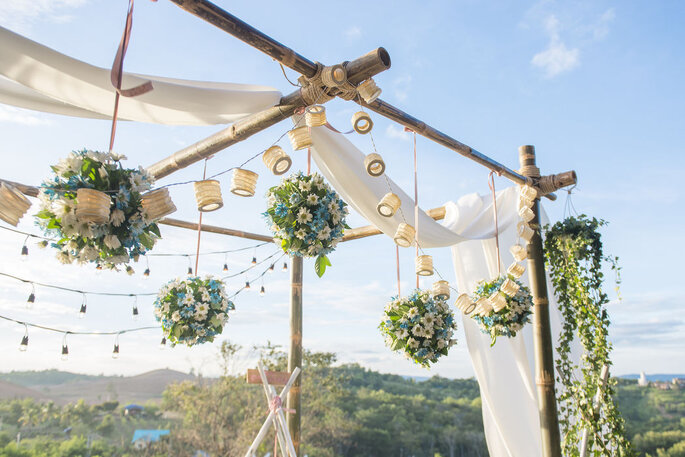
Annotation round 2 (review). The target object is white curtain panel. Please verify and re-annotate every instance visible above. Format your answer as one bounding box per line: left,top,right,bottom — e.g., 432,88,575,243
0,26,282,125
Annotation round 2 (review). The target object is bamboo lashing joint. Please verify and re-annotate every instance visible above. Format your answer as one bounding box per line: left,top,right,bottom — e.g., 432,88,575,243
351,111,373,134
431,280,450,300
415,254,434,276
364,153,385,177
393,223,415,247
262,146,292,175
0,183,32,227
376,192,401,217
75,188,111,224
305,105,327,127
287,126,313,151
357,78,382,103
194,179,223,212
230,169,258,197
141,188,177,220
537,170,578,196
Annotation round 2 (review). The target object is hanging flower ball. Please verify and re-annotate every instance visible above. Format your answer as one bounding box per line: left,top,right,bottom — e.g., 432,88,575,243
153,276,234,347
35,149,163,270
470,275,533,345
379,290,458,368
264,172,349,277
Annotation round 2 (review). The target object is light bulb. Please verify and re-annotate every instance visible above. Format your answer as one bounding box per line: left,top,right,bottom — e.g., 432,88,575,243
95,264,103,275
112,344,120,359
143,268,150,278
20,245,28,260
259,286,265,296
282,262,288,272
78,304,87,318
19,335,28,352
223,263,228,272
132,306,139,320
268,264,274,273
251,256,257,265
159,337,166,349
245,281,250,290
27,293,35,308
61,345,69,361
187,267,193,275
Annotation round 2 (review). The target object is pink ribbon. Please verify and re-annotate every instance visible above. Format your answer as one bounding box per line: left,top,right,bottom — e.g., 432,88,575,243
268,396,295,414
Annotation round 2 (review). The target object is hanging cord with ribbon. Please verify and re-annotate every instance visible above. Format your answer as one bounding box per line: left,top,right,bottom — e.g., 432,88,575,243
407,128,419,288
108,0,154,152
194,159,209,276
488,171,502,276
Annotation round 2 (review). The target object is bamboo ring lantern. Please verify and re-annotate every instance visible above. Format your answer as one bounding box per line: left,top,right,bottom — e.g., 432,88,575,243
517,221,534,242
431,280,450,301
455,294,476,314
500,278,520,297
519,185,538,201
517,195,534,211
507,262,525,279
230,169,258,197
415,254,434,276
262,146,292,176
489,292,507,312
518,206,535,223
287,126,313,151
377,192,401,217
364,153,386,177
75,188,111,224
393,223,415,247
194,180,223,212
510,244,527,262
0,183,31,227
351,111,374,134
305,105,327,127
475,297,493,316
141,188,177,220
357,78,382,103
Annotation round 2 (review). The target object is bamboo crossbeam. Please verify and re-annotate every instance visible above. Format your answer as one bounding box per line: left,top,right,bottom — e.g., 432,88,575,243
158,217,273,242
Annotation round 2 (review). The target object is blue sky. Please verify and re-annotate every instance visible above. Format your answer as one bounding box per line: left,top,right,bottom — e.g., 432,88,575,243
0,0,683,379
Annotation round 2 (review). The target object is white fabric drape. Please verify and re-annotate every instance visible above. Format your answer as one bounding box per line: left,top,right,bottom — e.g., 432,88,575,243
0,26,282,125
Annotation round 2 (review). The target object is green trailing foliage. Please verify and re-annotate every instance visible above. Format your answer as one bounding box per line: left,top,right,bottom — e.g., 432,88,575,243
544,215,633,456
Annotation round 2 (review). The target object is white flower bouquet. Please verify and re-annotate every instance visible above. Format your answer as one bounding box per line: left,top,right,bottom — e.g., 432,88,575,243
36,149,160,270
153,276,234,347
379,290,458,368
264,172,348,277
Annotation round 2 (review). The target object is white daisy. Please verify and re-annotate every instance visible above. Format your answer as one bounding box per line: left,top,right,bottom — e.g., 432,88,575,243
296,207,312,224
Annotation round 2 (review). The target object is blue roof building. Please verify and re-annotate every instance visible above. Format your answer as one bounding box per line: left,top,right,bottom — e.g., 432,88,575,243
131,429,170,447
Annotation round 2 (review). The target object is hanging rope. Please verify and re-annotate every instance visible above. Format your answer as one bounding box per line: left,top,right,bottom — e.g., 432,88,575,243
408,128,419,288
396,245,401,298
108,0,154,152
194,159,209,275
488,171,502,275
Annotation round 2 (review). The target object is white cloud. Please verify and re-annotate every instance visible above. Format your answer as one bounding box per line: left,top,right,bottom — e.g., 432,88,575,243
0,105,53,126
392,75,412,102
0,0,87,31
531,14,580,78
385,124,411,142
592,8,616,41
344,26,362,41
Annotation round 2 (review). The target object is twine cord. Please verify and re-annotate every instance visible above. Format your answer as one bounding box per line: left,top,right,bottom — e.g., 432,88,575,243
194,159,209,276
488,171,502,276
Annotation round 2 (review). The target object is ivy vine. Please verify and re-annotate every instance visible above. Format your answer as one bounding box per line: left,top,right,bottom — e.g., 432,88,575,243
544,215,633,457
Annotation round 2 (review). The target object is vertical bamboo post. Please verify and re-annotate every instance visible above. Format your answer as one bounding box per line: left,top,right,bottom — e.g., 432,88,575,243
287,255,303,455
519,145,562,457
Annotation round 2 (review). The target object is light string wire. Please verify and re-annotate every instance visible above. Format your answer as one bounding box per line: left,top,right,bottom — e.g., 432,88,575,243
0,314,158,336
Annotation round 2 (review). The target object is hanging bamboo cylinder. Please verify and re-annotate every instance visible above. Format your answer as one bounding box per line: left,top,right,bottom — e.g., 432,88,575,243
500,278,521,297
351,111,373,134
415,254,434,276
507,262,525,279
489,292,507,312
305,105,327,127
517,195,534,211
510,244,527,262
357,78,382,103
141,188,177,220
519,206,535,223
75,188,111,224
517,221,535,242
364,153,385,177
0,183,31,227
520,185,538,201
230,169,259,197
431,280,450,300
377,192,401,217
194,180,223,211
262,146,292,175
455,293,475,314
393,223,415,247
287,126,313,150
475,297,493,316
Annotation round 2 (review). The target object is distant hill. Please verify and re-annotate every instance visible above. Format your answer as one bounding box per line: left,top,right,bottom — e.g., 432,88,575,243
620,374,685,382
0,369,198,405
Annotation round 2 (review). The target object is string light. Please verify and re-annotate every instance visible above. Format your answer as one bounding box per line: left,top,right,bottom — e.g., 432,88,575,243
78,294,87,319
282,262,288,272
251,256,257,265
260,285,265,296
268,263,274,273
19,325,28,352
26,284,35,308
159,337,166,349
61,333,69,361
143,256,150,279
132,296,139,321
223,263,229,272
223,253,229,272
245,280,251,290
186,256,193,276
112,334,120,359
20,245,28,260
95,264,103,275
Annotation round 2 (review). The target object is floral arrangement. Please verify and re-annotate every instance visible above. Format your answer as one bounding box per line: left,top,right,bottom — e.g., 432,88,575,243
264,172,349,277
379,290,458,368
35,149,160,271
471,276,533,345
153,276,234,347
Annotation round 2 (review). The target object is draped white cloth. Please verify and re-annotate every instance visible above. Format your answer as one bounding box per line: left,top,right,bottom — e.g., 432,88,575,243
0,26,282,125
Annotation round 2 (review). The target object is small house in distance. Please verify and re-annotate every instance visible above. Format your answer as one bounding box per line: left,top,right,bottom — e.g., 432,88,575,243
123,404,144,416
131,429,170,450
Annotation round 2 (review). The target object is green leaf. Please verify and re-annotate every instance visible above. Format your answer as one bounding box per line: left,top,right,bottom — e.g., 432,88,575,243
314,254,331,278
139,233,154,250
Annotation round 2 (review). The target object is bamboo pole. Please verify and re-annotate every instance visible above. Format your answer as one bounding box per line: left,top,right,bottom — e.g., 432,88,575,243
519,145,562,457
287,255,303,455
158,217,273,242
